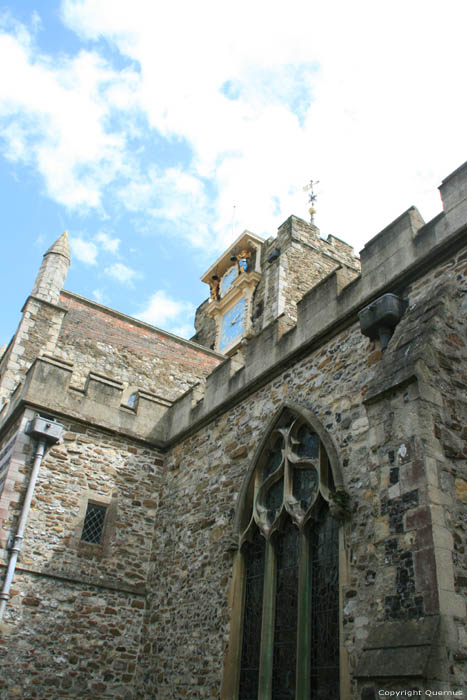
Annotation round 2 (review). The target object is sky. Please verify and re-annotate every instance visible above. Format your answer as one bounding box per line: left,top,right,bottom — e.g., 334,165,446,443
1,0,466,348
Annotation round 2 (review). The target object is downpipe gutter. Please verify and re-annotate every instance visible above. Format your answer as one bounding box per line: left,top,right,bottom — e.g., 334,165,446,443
0,416,64,620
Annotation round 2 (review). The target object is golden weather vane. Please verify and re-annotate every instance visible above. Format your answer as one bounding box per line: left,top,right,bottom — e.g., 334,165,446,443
303,179,319,224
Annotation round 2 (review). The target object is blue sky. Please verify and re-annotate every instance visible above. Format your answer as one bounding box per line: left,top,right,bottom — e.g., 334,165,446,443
1,0,467,349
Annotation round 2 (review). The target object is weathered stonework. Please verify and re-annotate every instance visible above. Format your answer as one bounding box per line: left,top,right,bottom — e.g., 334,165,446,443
0,161,466,699
56,291,223,401
0,407,161,698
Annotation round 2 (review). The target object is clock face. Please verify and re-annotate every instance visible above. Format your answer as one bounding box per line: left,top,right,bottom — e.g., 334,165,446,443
219,297,246,351
220,265,237,297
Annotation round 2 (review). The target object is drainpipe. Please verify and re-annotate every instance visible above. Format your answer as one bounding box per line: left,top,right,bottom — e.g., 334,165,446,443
0,415,64,620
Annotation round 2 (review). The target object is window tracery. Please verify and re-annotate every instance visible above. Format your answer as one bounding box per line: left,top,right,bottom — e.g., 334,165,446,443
225,407,342,699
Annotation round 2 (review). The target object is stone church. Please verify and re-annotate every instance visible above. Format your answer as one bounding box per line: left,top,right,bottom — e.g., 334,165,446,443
0,161,466,700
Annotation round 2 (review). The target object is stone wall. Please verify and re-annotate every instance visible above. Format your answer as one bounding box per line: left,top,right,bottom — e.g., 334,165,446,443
0,162,466,699
56,292,223,402
0,408,164,699
193,215,360,350
407,250,467,685
252,216,360,333
137,237,467,697
192,299,217,350
133,322,395,696
138,316,375,696
0,296,66,406
0,412,28,530
0,575,145,699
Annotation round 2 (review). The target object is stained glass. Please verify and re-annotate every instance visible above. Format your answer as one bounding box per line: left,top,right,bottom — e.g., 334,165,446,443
272,518,298,699
327,455,335,491
276,412,295,431
310,510,340,699
292,467,318,508
297,425,319,459
264,437,283,477
239,528,265,699
265,478,283,523
238,412,340,699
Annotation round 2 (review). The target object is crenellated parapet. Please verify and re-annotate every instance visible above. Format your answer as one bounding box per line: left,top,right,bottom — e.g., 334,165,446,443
0,355,171,446
166,160,467,444
2,161,467,452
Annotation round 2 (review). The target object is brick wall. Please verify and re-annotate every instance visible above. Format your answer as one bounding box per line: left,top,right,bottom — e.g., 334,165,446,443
57,292,222,401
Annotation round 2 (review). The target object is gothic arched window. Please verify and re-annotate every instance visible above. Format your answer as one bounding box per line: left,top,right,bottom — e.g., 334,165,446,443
222,407,343,699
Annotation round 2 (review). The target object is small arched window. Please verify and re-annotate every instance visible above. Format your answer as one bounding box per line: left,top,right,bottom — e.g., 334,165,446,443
223,407,342,699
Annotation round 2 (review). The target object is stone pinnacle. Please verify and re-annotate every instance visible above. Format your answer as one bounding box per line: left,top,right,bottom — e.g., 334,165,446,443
44,231,71,261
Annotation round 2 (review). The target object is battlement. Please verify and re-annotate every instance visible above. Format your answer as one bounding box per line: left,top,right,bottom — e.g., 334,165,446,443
0,355,171,445
276,215,360,271
2,161,466,451
167,160,467,443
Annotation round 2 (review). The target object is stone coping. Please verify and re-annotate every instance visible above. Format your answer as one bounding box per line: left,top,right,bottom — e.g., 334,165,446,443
60,289,226,360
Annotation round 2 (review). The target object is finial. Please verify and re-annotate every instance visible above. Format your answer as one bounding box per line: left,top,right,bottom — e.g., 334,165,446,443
303,179,320,224
44,231,70,260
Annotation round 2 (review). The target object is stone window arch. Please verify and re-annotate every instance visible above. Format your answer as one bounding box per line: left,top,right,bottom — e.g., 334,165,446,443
221,403,348,699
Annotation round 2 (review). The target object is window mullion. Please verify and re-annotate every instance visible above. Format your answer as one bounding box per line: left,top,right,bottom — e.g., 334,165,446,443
258,536,276,699
221,550,246,699
296,527,311,697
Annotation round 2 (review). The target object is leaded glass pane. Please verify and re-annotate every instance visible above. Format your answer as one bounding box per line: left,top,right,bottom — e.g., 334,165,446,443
239,528,265,699
264,437,283,477
292,466,318,508
81,503,106,544
265,478,283,523
238,412,340,700
272,518,299,699
327,455,335,491
297,425,319,459
276,412,295,431
310,509,340,699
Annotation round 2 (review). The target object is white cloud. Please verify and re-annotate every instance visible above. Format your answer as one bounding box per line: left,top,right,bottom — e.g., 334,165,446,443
69,236,98,264
170,324,196,340
61,0,467,253
92,288,105,303
69,231,121,267
136,290,194,331
120,166,214,247
104,262,139,284
0,18,139,210
1,1,467,257
95,232,120,253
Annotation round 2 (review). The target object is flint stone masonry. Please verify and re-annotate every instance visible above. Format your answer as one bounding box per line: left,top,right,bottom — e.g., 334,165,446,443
137,238,467,696
0,409,160,697
165,171,467,446
0,160,467,699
